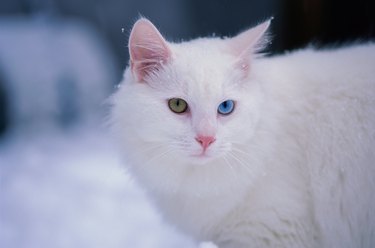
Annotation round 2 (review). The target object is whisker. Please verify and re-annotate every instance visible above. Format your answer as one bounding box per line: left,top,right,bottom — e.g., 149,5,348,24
169,139,191,149
144,147,175,165
138,143,165,154
231,146,252,156
223,154,239,181
227,151,254,176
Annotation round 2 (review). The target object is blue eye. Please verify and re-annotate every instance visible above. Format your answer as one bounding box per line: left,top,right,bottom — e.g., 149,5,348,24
218,100,235,115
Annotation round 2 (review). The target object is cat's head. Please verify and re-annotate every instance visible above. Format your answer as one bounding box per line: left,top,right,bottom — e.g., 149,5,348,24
112,18,270,182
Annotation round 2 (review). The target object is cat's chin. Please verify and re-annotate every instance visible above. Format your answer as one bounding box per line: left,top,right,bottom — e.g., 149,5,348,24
188,153,222,165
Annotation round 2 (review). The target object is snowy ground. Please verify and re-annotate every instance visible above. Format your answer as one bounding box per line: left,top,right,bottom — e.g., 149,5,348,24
0,126,196,248
0,17,214,248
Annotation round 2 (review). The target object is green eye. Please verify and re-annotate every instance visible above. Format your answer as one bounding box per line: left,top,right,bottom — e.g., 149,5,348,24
168,98,188,114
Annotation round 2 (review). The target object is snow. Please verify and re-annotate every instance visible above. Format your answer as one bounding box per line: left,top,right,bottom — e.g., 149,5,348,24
0,17,196,248
0,126,196,248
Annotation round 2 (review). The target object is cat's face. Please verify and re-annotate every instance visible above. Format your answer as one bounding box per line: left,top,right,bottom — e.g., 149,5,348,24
113,18,270,166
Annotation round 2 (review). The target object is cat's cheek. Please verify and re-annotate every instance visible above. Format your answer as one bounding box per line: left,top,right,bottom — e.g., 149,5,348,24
225,114,257,143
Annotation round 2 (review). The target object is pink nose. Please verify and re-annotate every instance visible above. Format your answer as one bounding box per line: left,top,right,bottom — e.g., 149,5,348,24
195,135,216,150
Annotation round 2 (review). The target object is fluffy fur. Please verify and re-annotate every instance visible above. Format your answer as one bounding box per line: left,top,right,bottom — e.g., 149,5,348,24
111,18,375,247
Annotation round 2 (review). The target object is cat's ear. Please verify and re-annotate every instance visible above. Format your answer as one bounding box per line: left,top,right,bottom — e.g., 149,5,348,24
129,18,171,82
228,19,272,72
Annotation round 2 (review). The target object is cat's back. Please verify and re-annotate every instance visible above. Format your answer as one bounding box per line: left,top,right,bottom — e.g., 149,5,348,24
257,43,375,92
255,43,375,148
254,43,375,248
256,43,375,128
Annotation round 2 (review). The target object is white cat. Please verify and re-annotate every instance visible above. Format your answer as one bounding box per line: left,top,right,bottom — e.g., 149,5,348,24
111,18,375,247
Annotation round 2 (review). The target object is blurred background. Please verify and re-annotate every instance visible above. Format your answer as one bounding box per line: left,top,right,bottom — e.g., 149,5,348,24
1,0,375,136
0,0,374,247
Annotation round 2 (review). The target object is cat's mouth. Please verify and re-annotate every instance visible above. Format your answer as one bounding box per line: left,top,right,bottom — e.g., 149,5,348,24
173,140,230,164
192,152,210,158
186,142,231,164
189,150,219,164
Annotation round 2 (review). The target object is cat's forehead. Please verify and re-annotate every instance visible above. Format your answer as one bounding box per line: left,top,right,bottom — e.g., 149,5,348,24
172,38,232,66
167,38,237,97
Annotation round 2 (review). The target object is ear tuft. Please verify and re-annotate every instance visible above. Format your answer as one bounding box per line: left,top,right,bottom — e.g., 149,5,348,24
129,18,171,82
228,19,272,74
230,19,272,56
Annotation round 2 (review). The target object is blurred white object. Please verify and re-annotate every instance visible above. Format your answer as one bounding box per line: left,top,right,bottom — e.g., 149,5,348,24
0,17,118,130
199,242,218,248
0,127,196,248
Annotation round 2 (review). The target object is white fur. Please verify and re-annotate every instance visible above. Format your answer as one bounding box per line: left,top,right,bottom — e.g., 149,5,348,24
111,19,375,247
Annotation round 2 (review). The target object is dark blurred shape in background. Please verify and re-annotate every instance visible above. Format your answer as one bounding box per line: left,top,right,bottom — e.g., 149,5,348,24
0,17,118,134
282,0,375,50
0,75,8,134
0,0,374,137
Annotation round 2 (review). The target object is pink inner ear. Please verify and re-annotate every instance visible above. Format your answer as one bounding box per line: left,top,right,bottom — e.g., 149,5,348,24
228,19,271,74
129,19,171,82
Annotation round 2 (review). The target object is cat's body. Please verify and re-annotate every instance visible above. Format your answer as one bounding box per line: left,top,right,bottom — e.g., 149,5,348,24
111,19,375,247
